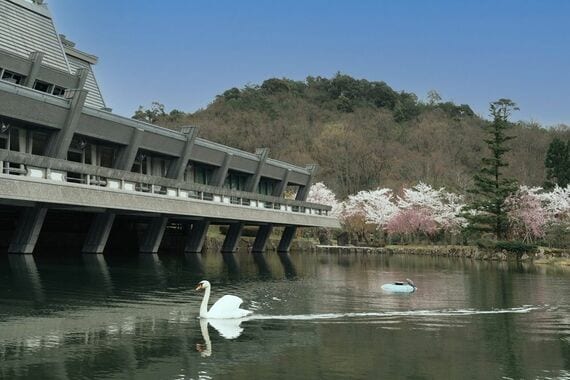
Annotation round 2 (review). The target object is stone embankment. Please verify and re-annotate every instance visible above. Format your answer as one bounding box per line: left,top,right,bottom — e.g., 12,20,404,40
314,245,570,262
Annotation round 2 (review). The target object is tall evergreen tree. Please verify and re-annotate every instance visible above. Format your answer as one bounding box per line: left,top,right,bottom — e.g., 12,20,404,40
466,99,518,240
544,137,570,188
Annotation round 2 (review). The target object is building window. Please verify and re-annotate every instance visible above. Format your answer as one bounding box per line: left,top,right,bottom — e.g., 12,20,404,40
224,171,247,191
258,178,277,196
52,86,66,96
1,70,26,85
33,80,53,93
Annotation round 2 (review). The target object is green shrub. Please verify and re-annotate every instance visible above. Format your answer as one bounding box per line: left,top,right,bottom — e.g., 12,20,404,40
494,240,537,254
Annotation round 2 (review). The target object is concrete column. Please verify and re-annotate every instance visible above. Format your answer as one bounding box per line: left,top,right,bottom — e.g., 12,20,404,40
168,126,198,181
273,169,291,198
139,216,168,253
277,225,297,253
23,51,44,88
222,148,268,253
83,213,115,254
251,168,290,254
140,127,198,254
45,68,88,159
185,221,210,254
185,153,232,254
277,164,318,253
251,224,273,253
209,152,232,187
221,223,244,254
83,128,143,254
114,128,144,171
46,89,88,159
245,148,269,192
8,207,47,254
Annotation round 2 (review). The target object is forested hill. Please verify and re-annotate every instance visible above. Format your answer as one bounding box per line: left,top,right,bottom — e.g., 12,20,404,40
133,74,570,198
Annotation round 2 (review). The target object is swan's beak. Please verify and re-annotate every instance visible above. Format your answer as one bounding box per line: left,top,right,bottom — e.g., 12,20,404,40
195,284,203,291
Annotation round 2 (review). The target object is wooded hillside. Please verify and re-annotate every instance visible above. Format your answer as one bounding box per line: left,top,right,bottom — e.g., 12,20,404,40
134,74,570,198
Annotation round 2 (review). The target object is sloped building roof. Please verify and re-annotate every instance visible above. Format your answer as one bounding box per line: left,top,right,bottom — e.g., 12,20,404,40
0,0,107,109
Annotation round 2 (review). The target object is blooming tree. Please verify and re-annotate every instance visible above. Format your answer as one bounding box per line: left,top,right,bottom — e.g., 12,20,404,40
539,185,570,221
389,182,466,236
505,186,548,242
307,182,339,216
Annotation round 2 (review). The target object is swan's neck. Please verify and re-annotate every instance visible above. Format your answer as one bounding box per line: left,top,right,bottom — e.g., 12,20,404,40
199,286,211,318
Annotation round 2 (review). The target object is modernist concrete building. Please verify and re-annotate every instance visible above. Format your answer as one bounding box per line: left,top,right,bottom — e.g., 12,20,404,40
0,0,339,255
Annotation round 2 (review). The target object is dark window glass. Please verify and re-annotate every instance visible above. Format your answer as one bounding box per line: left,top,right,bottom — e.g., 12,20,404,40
33,80,51,93
52,86,66,96
99,146,115,168
2,70,25,85
31,131,49,155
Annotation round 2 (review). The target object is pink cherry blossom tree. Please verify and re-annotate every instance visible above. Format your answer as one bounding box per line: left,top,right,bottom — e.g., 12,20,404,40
505,186,548,243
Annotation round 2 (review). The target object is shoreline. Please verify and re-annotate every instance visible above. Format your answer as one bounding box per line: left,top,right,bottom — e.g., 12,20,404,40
313,244,570,264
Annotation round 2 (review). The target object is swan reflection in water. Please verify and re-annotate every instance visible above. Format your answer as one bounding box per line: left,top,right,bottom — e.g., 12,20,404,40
197,317,246,357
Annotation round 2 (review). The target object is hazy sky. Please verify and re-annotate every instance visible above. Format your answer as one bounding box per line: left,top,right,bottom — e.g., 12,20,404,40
49,0,570,125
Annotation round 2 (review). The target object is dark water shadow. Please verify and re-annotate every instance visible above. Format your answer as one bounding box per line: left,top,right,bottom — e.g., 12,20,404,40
138,253,167,287
82,253,114,294
252,251,271,277
184,252,205,275
221,251,240,278
277,251,297,279
8,254,45,303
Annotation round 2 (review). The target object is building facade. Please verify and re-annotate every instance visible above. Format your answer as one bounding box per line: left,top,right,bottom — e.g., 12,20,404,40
0,0,338,255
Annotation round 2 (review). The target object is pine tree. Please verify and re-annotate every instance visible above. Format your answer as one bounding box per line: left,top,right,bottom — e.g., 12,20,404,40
544,137,570,188
465,99,518,240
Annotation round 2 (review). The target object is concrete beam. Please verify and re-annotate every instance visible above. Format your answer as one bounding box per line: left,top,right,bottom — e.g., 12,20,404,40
114,128,144,171
210,152,232,187
168,126,198,181
246,148,269,192
23,52,44,88
45,86,88,159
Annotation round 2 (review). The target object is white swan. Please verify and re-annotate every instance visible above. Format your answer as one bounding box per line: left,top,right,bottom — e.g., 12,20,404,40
195,280,252,319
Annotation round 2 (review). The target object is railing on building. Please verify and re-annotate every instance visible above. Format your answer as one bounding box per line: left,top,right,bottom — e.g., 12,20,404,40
0,149,331,217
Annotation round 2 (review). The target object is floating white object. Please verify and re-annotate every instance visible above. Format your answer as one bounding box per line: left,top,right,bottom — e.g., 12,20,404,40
381,279,417,293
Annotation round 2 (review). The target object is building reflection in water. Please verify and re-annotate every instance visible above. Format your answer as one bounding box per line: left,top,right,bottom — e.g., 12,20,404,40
277,251,297,279
82,253,113,293
8,254,45,303
138,253,167,287
252,251,271,277
221,251,240,276
184,251,205,274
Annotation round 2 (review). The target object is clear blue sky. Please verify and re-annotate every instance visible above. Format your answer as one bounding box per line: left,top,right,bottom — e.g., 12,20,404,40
49,0,570,126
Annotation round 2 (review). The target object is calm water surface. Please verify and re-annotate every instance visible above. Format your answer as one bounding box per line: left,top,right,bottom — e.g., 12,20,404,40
0,250,569,380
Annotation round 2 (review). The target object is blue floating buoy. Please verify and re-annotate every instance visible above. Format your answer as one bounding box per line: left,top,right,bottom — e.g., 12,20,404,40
381,278,417,293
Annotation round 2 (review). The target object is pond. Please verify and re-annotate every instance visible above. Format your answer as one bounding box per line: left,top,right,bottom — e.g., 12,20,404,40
0,250,569,379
